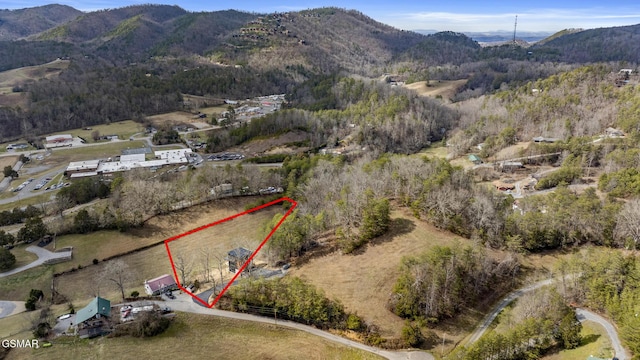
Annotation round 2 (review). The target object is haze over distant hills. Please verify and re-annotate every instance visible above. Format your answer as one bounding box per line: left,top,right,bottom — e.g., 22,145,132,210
415,29,554,44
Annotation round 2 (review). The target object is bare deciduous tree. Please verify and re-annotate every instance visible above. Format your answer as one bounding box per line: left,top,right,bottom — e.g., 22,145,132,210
615,198,640,252
102,259,133,301
174,253,193,286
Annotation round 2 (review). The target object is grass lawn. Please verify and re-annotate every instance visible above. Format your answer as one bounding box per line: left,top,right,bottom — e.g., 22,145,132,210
0,312,40,339
542,321,614,360
55,200,282,303
9,244,39,268
0,155,18,171
0,192,55,212
7,312,383,360
49,121,143,144
0,197,275,303
52,141,147,160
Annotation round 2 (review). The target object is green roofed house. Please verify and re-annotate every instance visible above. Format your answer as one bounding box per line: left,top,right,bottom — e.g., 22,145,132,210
468,154,483,165
75,297,111,338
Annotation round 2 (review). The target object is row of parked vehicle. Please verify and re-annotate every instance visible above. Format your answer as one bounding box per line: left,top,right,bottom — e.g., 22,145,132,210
12,178,34,192
208,152,245,161
33,177,52,190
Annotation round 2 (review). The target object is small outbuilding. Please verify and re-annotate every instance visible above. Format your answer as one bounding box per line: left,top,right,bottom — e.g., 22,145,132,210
468,154,483,165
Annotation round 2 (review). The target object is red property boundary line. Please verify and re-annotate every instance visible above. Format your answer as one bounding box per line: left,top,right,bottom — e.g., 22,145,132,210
164,197,297,308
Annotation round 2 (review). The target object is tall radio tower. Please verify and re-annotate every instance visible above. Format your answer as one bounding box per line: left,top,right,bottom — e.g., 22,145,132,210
513,15,518,44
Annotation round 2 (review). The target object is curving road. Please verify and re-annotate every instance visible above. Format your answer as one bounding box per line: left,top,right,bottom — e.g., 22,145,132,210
466,275,629,360
153,293,433,360
576,308,629,360
466,277,560,344
0,246,72,278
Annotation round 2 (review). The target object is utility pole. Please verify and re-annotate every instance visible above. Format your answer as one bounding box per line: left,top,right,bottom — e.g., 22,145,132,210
513,15,518,44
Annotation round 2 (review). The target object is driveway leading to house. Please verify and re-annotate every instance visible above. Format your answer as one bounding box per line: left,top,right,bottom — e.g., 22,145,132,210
0,246,72,278
576,308,629,360
465,274,630,360
0,301,25,319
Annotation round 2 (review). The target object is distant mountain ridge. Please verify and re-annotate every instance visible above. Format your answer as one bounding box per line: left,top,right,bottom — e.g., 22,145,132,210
415,29,553,44
0,4,82,41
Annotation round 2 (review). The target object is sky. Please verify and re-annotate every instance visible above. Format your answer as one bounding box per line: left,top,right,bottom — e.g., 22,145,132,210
4,1,640,33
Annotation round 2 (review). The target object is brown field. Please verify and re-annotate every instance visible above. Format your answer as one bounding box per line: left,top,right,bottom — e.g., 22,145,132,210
290,208,509,342
147,110,214,127
49,121,143,143
0,155,18,174
0,59,70,108
6,313,383,360
229,130,309,156
404,79,467,102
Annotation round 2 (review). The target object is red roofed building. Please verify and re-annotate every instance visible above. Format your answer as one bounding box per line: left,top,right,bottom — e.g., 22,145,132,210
144,274,177,295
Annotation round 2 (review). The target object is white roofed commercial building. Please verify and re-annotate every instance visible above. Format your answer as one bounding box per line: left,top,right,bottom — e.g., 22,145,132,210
66,160,100,175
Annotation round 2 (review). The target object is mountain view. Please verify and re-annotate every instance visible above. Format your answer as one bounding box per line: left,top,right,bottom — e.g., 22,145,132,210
0,3,639,360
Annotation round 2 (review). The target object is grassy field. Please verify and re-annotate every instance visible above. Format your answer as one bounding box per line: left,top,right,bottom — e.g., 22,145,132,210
403,79,467,102
290,207,508,343
0,310,41,339
542,321,614,360
0,197,282,305
0,192,55,212
55,200,282,303
6,312,383,360
0,59,69,108
0,155,18,173
49,121,143,144
9,244,39,268
52,140,147,160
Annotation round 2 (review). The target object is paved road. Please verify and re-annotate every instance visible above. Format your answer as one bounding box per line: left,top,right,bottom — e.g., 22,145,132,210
466,275,629,359
466,277,560,344
576,308,629,360
157,293,433,360
0,246,72,278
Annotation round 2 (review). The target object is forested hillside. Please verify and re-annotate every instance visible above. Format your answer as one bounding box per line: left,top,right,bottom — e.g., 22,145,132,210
0,4,81,41
532,23,640,63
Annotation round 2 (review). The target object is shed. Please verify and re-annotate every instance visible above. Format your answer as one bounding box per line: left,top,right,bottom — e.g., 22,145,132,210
499,161,524,172
76,297,111,325
227,247,253,273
